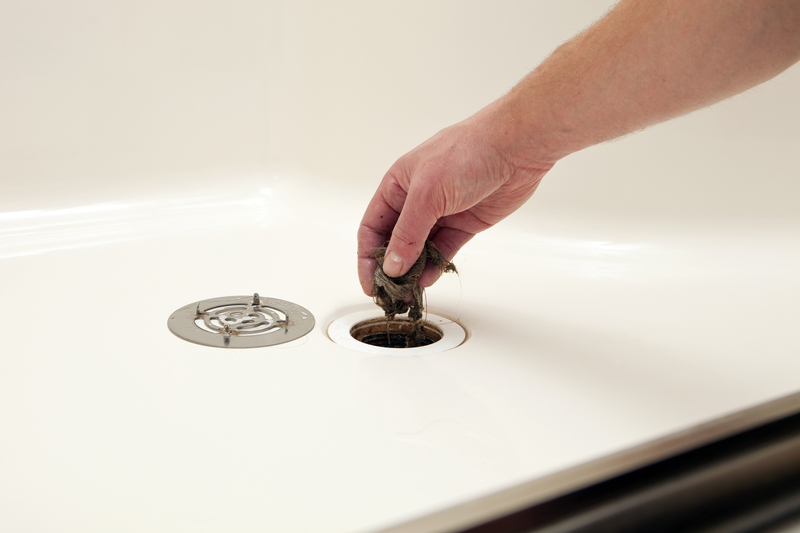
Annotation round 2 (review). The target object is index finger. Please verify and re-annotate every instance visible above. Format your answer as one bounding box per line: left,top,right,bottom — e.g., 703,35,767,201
357,189,401,296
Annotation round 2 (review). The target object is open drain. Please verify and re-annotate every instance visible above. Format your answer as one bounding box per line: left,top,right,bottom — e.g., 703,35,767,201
328,310,466,355
351,317,442,348
168,293,314,349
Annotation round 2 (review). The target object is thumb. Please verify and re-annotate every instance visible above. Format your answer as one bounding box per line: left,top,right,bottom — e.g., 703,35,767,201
383,185,441,278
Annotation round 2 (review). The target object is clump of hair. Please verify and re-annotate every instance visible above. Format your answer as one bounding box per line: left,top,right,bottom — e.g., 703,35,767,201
372,240,457,347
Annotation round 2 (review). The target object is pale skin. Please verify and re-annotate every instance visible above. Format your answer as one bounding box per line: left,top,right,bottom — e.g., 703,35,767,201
357,0,800,296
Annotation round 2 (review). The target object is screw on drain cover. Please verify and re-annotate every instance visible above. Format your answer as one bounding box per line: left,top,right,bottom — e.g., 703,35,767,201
168,293,314,348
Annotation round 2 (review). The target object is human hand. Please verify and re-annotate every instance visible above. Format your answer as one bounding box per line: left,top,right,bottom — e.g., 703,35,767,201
359,0,800,297
357,106,555,296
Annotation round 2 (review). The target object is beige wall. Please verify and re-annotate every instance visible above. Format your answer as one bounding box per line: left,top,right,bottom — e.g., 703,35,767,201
4,1,796,217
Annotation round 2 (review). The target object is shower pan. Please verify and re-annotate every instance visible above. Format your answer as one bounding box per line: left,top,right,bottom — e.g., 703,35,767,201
2,1,799,532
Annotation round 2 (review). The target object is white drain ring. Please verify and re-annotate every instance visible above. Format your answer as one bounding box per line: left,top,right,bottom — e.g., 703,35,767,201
327,310,466,356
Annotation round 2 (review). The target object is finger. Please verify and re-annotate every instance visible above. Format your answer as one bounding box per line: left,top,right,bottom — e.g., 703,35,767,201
357,193,402,295
358,192,401,253
417,262,444,291
357,257,378,296
383,179,443,278
418,227,475,288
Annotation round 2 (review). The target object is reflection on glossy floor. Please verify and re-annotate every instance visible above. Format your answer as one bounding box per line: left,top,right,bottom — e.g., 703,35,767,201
1,1,799,532
768,515,800,533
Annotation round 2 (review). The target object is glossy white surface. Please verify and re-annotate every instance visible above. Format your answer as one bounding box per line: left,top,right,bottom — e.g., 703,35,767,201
328,311,467,356
1,2,799,532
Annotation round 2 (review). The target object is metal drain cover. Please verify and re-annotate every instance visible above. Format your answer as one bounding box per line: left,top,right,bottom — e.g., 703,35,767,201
168,293,314,348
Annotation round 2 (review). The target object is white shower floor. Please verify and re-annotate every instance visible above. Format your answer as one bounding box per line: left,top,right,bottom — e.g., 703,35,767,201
2,1,799,531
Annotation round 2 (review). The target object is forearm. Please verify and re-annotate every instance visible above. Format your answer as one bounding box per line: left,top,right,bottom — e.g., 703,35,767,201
356,0,800,292
492,0,800,164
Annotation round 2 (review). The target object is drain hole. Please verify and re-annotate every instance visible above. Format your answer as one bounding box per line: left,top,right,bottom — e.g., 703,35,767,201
350,318,443,348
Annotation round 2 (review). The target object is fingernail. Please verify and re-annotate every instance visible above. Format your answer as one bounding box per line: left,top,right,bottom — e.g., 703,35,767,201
384,250,403,277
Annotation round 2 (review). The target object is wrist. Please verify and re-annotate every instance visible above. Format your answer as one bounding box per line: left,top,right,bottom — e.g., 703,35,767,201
473,76,573,173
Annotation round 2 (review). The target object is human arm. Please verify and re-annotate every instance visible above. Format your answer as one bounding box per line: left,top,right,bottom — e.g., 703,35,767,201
357,0,800,295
